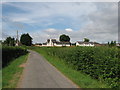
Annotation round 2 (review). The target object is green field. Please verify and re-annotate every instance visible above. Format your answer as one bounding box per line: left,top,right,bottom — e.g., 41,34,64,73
29,46,120,88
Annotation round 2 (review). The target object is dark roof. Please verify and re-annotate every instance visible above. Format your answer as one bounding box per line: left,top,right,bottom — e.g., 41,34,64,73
71,43,76,45
93,42,99,44
46,39,71,44
42,43,47,45
35,43,42,45
77,41,99,44
51,39,57,43
55,41,71,44
47,39,57,43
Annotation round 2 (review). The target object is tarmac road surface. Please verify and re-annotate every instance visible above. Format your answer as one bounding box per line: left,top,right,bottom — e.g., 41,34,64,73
18,50,78,88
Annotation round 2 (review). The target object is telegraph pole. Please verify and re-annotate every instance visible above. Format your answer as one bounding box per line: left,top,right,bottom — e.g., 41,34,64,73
16,30,19,46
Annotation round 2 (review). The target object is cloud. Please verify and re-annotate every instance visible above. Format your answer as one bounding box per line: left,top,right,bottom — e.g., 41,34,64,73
2,2,97,26
45,28,57,33
12,17,30,22
2,2,118,43
65,28,73,32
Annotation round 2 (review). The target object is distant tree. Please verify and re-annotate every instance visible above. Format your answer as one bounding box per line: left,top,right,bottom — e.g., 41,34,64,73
20,33,32,46
113,41,116,45
84,38,90,42
3,37,15,46
59,34,70,42
0,40,2,45
108,41,116,47
111,41,114,46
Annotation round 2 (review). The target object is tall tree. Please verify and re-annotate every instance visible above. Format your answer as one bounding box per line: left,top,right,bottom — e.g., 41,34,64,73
20,33,32,46
3,37,15,46
108,41,116,47
113,41,116,45
59,34,70,42
84,38,90,42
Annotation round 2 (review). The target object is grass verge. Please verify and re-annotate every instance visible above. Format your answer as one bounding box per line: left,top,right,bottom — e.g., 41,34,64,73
2,54,29,88
32,47,110,88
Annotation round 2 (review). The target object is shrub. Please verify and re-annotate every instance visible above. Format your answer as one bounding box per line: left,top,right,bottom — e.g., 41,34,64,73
38,46,120,88
2,46,28,67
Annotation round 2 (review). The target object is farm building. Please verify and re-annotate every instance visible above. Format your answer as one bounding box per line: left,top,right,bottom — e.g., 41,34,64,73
116,43,120,46
76,41,100,47
42,39,71,47
34,43,42,47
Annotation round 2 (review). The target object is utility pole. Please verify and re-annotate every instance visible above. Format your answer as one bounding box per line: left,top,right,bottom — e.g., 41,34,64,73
16,30,19,46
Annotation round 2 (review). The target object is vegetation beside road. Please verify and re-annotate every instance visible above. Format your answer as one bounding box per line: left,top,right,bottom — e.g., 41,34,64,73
2,46,28,88
28,46,120,88
2,46,28,67
2,54,28,88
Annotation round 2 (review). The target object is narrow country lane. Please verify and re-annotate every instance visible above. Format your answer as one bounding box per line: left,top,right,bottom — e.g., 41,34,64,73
18,50,78,88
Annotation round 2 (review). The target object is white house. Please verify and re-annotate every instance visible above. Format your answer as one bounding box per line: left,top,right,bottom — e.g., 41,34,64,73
42,39,71,47
116,43,120,46
76,41,95,46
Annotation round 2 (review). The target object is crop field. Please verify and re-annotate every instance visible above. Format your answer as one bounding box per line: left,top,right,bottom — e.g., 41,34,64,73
2,46,28,67
31,46,120,88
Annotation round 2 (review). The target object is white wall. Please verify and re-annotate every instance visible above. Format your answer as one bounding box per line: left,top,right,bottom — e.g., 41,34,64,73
47,39,53,46
54,43,71,47
54,44,62,47
76,42,80,46
76,42,94,46
42,39,71,47
42,44,47,46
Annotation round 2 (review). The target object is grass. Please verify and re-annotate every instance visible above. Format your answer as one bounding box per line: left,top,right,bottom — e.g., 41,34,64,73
31,47,110,88
0,70,2,89
2,54,29,88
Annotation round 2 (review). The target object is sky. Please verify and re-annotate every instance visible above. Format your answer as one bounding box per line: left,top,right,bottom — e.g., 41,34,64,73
1,2,118,43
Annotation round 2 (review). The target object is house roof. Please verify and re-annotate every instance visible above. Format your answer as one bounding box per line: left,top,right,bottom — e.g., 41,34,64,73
47,39,71,44
76,41,99,44
51,39,57,43
42,43,47,45
71,43,76,45
55,41,71,44
47,39,57,43
35,43,42,45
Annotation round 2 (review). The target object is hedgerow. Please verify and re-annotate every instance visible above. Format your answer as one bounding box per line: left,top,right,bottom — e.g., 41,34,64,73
39,46,120,88
2,46,28,67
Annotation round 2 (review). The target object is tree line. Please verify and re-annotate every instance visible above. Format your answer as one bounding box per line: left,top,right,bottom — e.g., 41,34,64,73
1,33,117,47
2,34,72,46
2,33,32,46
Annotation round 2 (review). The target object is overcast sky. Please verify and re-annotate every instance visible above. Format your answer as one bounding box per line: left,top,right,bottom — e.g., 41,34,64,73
1,2,118,43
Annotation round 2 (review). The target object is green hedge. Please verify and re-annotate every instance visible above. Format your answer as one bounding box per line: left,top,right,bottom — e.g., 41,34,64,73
38,46,120,88
2,46,28,67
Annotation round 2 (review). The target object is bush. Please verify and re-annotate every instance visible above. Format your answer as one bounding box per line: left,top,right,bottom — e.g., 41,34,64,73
2,46,28,67
38,46,120,88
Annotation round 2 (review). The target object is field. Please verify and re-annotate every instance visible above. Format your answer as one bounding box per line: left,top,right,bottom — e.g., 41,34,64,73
29,46,120,88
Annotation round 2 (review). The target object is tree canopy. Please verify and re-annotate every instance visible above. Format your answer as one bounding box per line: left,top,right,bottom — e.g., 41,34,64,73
3,37,15,46
84,38,90,42
59,34,70,42
108,41,116,47
20,33,32,46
